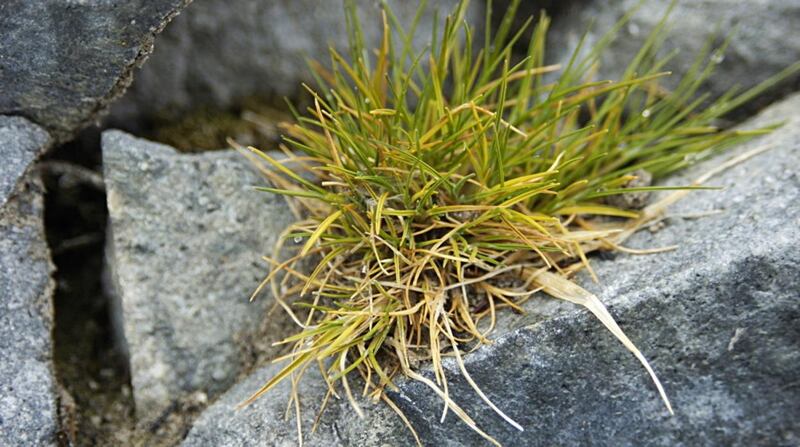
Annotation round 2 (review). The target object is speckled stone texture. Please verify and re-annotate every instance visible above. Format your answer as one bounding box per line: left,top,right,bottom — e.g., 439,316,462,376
0,116,51,208
102,131,296,429
0,0,190,140
0,118,58,446
182,93,800,446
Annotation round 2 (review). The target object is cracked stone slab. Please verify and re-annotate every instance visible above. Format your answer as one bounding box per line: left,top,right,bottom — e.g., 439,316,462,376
0,119,58,445
102,130,295,429
181,93,800,446
0,0,191,141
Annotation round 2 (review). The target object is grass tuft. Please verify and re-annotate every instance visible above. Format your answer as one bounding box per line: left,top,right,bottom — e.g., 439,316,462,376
233,0,800,444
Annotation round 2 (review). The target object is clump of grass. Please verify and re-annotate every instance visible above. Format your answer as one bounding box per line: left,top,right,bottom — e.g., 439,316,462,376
234,0,799,444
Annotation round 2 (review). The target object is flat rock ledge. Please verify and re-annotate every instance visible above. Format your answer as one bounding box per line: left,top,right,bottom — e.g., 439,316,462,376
0,117,58,445
182,93,800,446
102,131,295,430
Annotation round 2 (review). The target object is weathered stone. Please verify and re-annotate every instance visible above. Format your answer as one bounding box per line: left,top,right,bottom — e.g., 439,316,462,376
0,0,191,141
182,94,800,446
181,359,407,447
544,0,800,115
108,0,481,128
102,130,295,429
0,116,51,208
0,119,58,445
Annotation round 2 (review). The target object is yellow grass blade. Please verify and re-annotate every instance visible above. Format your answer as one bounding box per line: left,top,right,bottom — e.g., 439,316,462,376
301,209,344,256
555,204,640,218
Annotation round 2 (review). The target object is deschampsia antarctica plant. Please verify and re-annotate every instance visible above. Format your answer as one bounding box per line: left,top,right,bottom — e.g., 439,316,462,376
232,0,799,444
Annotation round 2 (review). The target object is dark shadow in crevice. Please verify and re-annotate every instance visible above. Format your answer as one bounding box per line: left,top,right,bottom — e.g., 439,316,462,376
42,126,136,446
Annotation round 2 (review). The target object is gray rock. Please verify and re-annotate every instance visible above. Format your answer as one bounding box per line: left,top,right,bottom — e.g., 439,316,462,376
0,120,58,445
0,0,191,141
108,0,481,127
181,358,408,447
545,0,800,115
182,93,800,446
102,130,296,429
0,116,51,208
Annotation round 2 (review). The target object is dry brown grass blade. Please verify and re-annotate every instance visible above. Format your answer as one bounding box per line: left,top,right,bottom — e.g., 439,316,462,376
382,394,423,447
527,270,674,414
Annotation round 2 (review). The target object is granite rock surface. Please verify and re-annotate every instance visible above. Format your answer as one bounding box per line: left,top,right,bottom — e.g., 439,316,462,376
102,130,295,428
0,118,58,446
